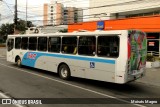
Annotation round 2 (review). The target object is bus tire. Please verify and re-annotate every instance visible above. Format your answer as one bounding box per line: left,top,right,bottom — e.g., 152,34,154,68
58,64,70,80
16,57,22,67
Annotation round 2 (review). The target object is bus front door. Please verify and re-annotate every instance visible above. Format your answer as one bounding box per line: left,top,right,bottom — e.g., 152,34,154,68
7,38,14,62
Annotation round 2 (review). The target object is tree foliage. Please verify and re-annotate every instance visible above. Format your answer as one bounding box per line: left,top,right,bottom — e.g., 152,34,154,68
16,19,34,32
0,23,14,42
0,19,34,42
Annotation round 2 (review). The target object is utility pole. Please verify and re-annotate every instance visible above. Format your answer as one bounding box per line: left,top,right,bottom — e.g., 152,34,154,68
14,0,17,34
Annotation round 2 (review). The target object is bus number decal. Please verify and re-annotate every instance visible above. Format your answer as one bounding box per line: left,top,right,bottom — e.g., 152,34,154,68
90,62,95,68
27,53,37,59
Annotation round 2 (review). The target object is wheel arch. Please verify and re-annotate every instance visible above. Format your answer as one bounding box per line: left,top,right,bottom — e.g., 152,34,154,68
57,62,70,74
15,55,21,63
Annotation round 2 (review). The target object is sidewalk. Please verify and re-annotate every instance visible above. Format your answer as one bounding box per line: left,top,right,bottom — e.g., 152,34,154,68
136,67,160,87
0,47,6,57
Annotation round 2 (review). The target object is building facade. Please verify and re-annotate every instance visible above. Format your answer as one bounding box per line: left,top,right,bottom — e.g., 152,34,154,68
89,0,160,21
43,1,83,26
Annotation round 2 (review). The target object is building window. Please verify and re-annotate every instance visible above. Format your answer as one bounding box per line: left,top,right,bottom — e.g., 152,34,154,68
38,37,47,51
62,37,77,54
15,37,21,49
48,37,61,53
21,37,28,50
51,10,53,12
97,36,119,58
29,37,37,50
51,6,53,8
78,36,96,56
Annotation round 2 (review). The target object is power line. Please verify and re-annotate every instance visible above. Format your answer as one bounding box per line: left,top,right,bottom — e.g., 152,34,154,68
1,0,160,26
2,0,14,14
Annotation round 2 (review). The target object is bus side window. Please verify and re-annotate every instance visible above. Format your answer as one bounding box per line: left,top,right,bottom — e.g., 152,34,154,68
62,37,77,54
15,37,21,49
38,37,47,51
21,37,28,50
78,36,96,56
97,36,119,58
29,37,37,51
48,37,61,53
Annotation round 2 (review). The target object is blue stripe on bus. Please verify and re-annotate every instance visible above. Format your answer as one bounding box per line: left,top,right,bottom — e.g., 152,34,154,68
21,52,115,67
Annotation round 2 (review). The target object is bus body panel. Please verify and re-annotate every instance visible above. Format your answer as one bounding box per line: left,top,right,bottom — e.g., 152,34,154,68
115,31,128,83
21,52,116,82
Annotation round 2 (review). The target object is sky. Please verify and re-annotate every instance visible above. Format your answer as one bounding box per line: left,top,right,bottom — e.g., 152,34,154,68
0,0,89,26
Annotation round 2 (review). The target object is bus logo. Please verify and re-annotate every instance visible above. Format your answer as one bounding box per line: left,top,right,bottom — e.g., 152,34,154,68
90,62,95,68
27,53,37,59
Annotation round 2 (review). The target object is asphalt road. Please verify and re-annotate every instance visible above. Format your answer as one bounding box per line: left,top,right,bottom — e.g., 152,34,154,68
0,48,160,107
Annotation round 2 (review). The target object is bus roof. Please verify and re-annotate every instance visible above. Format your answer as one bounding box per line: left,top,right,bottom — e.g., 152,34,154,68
8,30,143,37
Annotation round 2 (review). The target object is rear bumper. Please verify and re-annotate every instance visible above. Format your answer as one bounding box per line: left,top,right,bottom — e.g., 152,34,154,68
127,68,146,82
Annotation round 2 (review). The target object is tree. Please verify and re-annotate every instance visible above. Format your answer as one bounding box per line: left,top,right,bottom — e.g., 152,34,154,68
0,19,34,42
0,23,14,42
16,19,26,32
15,19,34,34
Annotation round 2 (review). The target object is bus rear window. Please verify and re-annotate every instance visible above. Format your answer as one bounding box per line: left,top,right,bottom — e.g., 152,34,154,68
97,36,119,58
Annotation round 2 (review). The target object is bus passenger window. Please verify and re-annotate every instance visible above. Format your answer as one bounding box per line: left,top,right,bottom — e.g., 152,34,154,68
62,37,77,54
38,37,47,51
78,36,96,56
29,37,37,51
21,37,28,50
15,37,21,49
48,37,61,53
97,36,119,58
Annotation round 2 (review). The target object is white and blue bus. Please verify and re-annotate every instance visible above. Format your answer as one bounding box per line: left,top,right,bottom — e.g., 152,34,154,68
6,30,147,84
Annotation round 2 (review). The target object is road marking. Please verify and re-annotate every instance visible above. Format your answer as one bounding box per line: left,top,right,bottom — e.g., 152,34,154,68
0,92,25,107
0,63,146,107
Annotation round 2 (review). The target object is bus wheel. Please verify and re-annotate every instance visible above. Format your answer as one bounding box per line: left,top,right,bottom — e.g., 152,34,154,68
16,57,22,67
59,64,70,80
